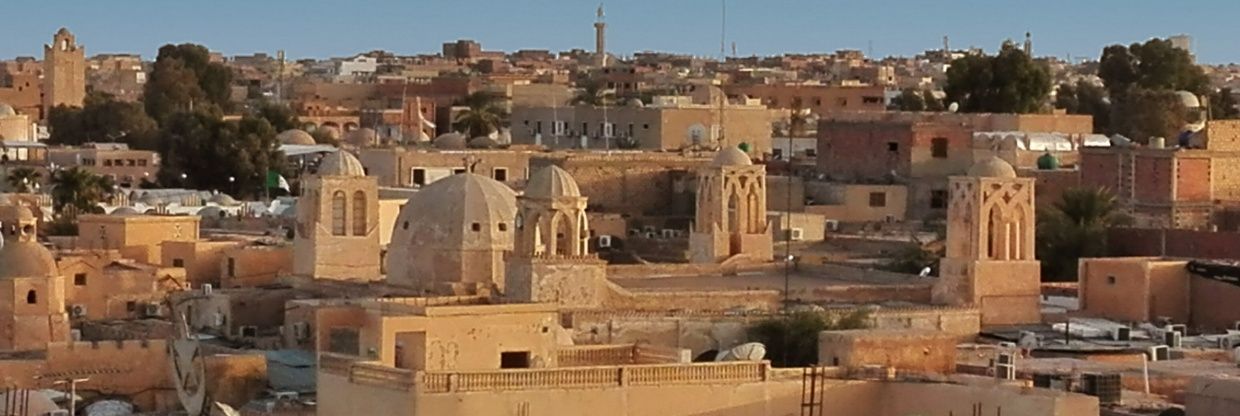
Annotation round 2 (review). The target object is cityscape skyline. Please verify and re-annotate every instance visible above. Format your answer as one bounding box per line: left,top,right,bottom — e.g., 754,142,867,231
2,0,1239,63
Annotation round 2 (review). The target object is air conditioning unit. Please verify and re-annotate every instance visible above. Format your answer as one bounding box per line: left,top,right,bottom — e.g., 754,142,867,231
142,303,161,318
1111,327,1131,341
997,341,1017,349
69,304,87,318
273,391,299,401
788,228,804,241
292,322,310,341
824,220,840,232
1147,345,1170,361
1081,373,1122,405
1234,321,1240,331
202,283,213,295
642,225,657,234
1219,335,1238,350
597,235,613,248
884,215,896,223
1165,331,1183,348
994,363,1016,380
996,352,1016,365
628,229,642,237
1167,324,1187,337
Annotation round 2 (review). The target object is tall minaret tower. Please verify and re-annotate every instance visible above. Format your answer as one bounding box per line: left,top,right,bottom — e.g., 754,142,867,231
42,28,86,118
594,4,607,67
1024,32,1033,56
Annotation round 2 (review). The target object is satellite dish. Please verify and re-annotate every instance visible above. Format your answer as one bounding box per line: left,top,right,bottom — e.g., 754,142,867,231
948,102,960,113
169,308,208,415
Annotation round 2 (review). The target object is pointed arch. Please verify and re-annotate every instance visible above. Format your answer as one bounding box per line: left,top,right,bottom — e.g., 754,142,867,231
331,191,346,236
352,190,367,236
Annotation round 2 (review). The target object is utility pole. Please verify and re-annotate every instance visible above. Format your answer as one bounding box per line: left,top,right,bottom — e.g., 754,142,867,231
51,377,90,416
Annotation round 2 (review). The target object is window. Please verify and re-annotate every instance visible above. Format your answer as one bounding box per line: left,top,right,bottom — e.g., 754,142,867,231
328,328,361,356
1107,276,1117,285
126,301,137,311
868,192,887,207
498,223,508,232
172,258,184,267
930,190,948,209
352,191,367,236
805,149,817,157
127,159,136,166
887,142,899,152
227,257,236,278
500,351,531,369
74,273,87,286
331,191,347,235
931,137,949,158
103,159,113,167
471,223,481,232
642,123,650,129
26,290,37,304
772,148,784,160
493,168,508,182
412,168,426,186
138,159,148,167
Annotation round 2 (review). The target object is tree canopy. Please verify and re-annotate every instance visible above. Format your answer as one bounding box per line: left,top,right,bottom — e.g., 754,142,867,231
46,92,158,149
1053,81,1110,134
1098,39,1208,97
1037,188,1132,281
144,43,234,124
155,111,284,198
747,310,870,367
944,42,1051,114
50,167,113,215
452,92,508,138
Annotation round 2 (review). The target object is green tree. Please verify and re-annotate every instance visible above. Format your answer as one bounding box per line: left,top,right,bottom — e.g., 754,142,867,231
571,80,615,107
1210,88,1240,120
1098,39,1208,96
50,167,113,214
1108,88,1186,144
144,43,234,124
881,243,941,274
6,167,41,193
253,101,302,132
47,92,159,149
1054,81,1110,134
156,111,285,198
922,90,945,111
452,92,508,138
944,42,1051,114
747,310,870,367
890,88,926,111
1037,188,1132,281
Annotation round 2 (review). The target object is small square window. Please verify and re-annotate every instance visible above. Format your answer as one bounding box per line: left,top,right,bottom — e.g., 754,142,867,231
868,192,887,208
126,301,137,312
500,351,531,369
172,258,185,268
930,190,948,209
886,142,899,152
453,168,466,175
498,223,508,232
493,168,508,182
471,223,481,232
412,169,426,186
931,137,949,158
1107,276,1117,285
74,273,87,286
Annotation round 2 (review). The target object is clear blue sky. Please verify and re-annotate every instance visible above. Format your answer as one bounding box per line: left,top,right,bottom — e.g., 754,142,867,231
3,0,1238,64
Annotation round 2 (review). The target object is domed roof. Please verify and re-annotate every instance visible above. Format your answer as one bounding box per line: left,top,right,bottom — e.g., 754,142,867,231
196,206,225,219
1176,91,1201,108
712,147,753,167
394,173,516,248
138,193,165,206
111,206,141,216
318,125,342,140
968,156,1017,178
525,165,581,199
277,129,316,145
317,150,365,177
0,240,59,279
344,127,378,147
433,132,467,149
627,98,645,107
468,136,499,149
209,193,239,206
0,103,15,117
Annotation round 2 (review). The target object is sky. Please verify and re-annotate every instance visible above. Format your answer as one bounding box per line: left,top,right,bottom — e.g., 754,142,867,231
2,0,1239,64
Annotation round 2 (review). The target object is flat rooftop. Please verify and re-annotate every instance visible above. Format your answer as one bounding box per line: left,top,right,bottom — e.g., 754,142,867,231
614,268,929,293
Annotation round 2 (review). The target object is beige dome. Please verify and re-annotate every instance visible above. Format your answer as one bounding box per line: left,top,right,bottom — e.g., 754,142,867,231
209,193,239,206
468,136,499,149
277,129,316,145
318,125,342,141
1176,91,1201,109
525,165,580,199
0,103,15,117
712,147,753,167
968,156,1017,178
345,127,378,147
138,193,165,206
317,150,365,177
393,173,516,250
0,204,57,279
111,206,141,216
434,132,468,150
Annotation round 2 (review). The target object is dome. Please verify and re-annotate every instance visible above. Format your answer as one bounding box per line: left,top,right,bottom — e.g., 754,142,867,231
317,150,365,177
394,173,516,249
1036,152,1060,170
318,125,342,141
277,129,316,145
344,127,378,147
968,156,1017,178
711,147,753,167
196,206,225,219
525,165,581,199
1176,91,1201,108
138,193,165,206
111,206,141,216
468,136,499,149
0,103,15,117
209,193,239,206
627,98,645,107
0,204,57,279
433,132,468,149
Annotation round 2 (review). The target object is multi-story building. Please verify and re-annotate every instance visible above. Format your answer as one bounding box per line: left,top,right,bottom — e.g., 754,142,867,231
86,54,145,102
0,58,43,119
729,83,886,115
48,143,160,187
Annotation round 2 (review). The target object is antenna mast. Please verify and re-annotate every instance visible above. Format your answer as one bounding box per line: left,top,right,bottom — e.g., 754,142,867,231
717,0,727,147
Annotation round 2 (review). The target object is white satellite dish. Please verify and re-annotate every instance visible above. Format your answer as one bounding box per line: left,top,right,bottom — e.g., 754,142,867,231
948,102,960,113
169,308,208,415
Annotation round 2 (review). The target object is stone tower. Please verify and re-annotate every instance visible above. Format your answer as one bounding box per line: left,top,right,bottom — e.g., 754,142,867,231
594,4,607,67
0,203,69,351
932,156,1041,326
506,165,608,308
689,147,772,263
43,28,86,117
293,150,381,281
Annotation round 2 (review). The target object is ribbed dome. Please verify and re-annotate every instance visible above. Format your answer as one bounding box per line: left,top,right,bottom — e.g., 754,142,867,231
393,173,516,249
317,150,365,177
712,147,753,167
525,165,580,199
0,103,15,117
468,136,499,149
277,129,316,145
197,206,225,219
1176,91,1201,108
345,127,378,147
434,133,468,149
968,156,1017,178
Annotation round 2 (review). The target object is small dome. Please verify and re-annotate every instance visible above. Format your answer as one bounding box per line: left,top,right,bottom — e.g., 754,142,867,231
712,147,753,167
1036,152,1060,170
277,129,316,145
525,165,581,199
345,127,378,147
628,98,645,107
434,132,468,149
197,206,226,219
138,193,165,206
968,156,1017,178
317,150,365,177
1176,91,1201,109
468,136,499,149
0,240,59,279
0,103,15,117
209,193,239,206
111,206,141,216
318,125,342,141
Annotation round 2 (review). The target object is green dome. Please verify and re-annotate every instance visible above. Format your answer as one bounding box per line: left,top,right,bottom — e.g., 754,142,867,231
1037,152,1060,170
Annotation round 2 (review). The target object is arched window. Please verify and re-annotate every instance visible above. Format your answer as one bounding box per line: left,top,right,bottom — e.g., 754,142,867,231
352,191,367,236
26,290,36,304
331,191,346,236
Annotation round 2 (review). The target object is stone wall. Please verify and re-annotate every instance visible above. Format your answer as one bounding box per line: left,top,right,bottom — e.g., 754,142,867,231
1186,376,1240,416
817,329,956,373
0,340,176,411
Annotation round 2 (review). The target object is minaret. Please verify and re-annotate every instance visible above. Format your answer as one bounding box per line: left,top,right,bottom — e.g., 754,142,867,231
42,28,86,118
594,4,607,67
1024,32,1032,56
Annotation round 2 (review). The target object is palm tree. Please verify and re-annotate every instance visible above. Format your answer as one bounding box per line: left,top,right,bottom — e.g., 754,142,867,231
452,92,508,138
50,167,113,215
1037,188,1132,281
570,81,615,107
6,167,42,193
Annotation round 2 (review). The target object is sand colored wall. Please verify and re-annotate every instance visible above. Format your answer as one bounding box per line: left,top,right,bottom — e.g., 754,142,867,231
59,251,187,320
818,329,956,373
1186,376,1240,416
220,245,293,288
1078,258,1190,324
1189,274,1240,330
0,340,177,411
161,240,244,286
77,215,201,264
378,198,406,246
0,275,69,351
768,211,827,242
804,183,909,223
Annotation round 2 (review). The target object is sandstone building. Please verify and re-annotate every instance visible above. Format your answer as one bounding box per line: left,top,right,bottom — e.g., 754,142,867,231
43,28,86,116
293,150,381,281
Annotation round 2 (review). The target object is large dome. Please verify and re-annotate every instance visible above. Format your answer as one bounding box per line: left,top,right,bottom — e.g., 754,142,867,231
712,147,753,167
392,173,516,250
317,150,365,177
433,133,468,150
968,156,1017,178
277,129,316,145
0,103,15,117
525,165,580,199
